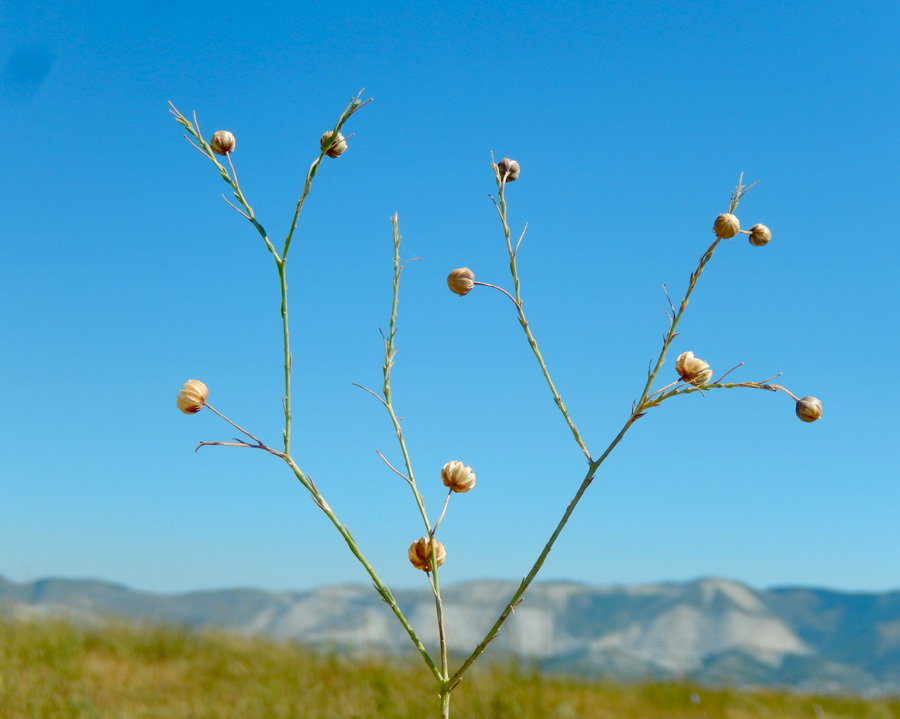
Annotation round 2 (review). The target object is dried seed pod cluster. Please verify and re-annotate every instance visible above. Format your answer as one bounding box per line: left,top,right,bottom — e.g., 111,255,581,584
675,351,713,387
441,461,476,493
447,267,475,296
209,131,236,156
408,537,446,571
320,131,347,158
176,379,208,414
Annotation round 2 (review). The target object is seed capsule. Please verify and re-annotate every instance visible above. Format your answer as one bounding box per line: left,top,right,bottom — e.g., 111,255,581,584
713,213,740,239
441,461,476,493
447,267,475,296
498,158,520,181
176,379,209,414
320,131,347,158
675,351,713,387
408,537,446,572
795,396,822,423
748,223,772,247
210,131,236,156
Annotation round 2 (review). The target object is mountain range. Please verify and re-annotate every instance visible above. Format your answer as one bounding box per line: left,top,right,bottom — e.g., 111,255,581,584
2,575,899,696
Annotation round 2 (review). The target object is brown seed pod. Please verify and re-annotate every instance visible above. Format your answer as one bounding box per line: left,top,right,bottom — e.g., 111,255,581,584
795,396,822,423
748,223,772,247
713,213,740,239
320,131,347,158
210,131,236,155
408,537,446,572
447,267,475,296
441,461,476,493
675,351,713,387
176,379,209,414
497,158,520,181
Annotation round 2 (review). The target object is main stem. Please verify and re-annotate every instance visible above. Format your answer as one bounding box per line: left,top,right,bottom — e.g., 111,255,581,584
279,259,292,455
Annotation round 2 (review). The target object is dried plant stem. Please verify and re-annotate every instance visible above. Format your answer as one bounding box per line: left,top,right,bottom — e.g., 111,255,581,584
634,235,722,414
380,215,430,530
278,259,293,455
283,92,371,260
380,215,450,684
171,94,438,686
194,403,283,456
490,167,592,462
634,174,752,416
453,175,777,691
279,455,441,682
450,424,626,685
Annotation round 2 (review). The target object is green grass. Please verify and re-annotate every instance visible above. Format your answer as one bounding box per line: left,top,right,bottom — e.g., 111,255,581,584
1,615,898,718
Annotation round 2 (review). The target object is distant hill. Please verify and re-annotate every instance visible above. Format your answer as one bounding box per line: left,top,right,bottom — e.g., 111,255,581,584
2,575,899,696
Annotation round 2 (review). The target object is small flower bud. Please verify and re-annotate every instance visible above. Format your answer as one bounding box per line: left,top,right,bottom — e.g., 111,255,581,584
748,223,772,247
713,213,740,239
498,158,520,181
176,379,209,414
441,461,476,493
675,351,713,387
320,131,347,158
795,396,822,423
447,267,475,296
210,131,236,156
408,537,446,572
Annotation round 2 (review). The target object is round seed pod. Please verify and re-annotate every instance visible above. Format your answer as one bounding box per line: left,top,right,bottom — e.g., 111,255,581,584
408,537,446,572
498,158,520,181
210,131,236,155
441,461,476,493
177,379,209,414
675,351,713,387
795,396,822,423
748,223,772,247
447,267,475,296
320,131,347,158
713,213,740,239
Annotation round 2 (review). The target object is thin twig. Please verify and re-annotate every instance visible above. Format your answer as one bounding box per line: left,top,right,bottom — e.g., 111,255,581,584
472,281,520,311
221,194,252,220
351,382,389,409
432,490,452,534
195,439,284,456
711,362,744,385
203,403,266,446
513,222,528,256
375,450,411,483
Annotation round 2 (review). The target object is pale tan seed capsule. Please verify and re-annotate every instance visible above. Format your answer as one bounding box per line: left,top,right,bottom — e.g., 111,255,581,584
320,131,347,158
408,537,446,572
441,461,476,493
176,379,209,414
795,396,822,423
675,351,713,387
498,157,520,181
748,223,772,247
713,213,740,239
447,267,475,296
210,131,236,155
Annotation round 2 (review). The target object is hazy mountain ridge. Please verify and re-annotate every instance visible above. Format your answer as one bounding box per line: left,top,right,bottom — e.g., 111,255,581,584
2,575,898,696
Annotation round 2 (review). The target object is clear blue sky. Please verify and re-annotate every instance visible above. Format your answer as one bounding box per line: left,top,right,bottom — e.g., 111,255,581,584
2,0,897,596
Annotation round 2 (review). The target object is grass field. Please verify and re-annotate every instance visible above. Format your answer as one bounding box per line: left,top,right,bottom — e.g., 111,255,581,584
1,615,898,718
